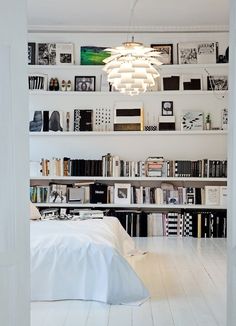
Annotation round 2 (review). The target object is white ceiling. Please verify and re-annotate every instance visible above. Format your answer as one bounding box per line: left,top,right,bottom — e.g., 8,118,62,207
27,0,229,32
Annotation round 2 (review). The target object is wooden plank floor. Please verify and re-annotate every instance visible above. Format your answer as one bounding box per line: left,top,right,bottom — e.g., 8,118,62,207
31,237,226,326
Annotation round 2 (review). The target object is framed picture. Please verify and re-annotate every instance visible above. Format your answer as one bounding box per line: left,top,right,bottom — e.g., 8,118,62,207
207,75,228,91
80,46,111,65
181,74,202,90
151,44,173,64
28,74,48,90
181,111,204,131
161,75,180,91
113,101,144,131
178,42,217,64
28,42,36,65
162,101,173,116
74,76,96,92
37,43,56,65
56,43,74,65
114,183,131,204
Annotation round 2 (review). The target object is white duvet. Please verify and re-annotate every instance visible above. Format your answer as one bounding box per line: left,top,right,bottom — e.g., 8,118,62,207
31,216,149,304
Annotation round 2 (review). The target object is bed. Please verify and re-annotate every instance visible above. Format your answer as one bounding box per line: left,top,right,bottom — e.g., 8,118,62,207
30,216,149,305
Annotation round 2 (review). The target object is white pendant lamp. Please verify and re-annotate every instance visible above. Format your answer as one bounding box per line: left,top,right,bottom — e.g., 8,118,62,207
103,41,162,96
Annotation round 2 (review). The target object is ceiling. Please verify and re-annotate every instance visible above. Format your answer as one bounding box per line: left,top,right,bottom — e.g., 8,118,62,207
27,0,229,32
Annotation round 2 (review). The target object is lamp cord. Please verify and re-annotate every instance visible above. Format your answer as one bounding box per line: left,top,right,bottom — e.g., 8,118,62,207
127,0,139,42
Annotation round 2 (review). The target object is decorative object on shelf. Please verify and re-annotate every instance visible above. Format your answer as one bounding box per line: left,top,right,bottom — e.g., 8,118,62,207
181,74,202,90
159,116,176,131
181,111,204,130
100,72,112,92
29,111,43,132
74,109,93,131
80,46,110,65
114,183,131,204
28,74,48,90
161,75,180,91
90,183,108,204
150,44,173,65
61,80,66,91
49,111,63,131
207,75,228,91
74,76,96,91
48,77,59,91
113,101,144,131
221,108,228,130
162,101,173,116
68,188,85,203
49,184,67,203
28,42,36,65
56,43,74,65
67,80,72,91
205,113,211,130
144,112,158,131
38,43,56,65
94,108,112,132
177,42,218,64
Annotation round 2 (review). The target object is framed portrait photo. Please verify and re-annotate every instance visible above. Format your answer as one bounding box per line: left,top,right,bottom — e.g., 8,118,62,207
114,183,131,204
74,76,96,92
151,44,173,64
162,101,173,116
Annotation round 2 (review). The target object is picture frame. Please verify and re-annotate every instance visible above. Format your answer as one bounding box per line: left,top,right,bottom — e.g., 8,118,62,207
161,101,173,116
207,75,228,91
56,43,74,65
28,73,48,90
37,43,56,65
114,183,131,204
151,44,173,64
74,76,96,92
181,74,202,91
181,111,204,131
161,75,180,91
80,46,111,65
177,42,217,64
221,108,228,130
113,101,144,131
28,42,36,65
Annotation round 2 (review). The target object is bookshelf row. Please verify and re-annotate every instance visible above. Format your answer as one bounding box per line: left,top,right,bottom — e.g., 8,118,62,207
35,203,227,210
29,130,228,136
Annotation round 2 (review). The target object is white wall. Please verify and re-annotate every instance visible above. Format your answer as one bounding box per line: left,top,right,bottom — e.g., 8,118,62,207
0,1,29,326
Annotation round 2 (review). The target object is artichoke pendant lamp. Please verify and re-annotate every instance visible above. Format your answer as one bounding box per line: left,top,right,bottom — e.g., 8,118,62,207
102,1,163,96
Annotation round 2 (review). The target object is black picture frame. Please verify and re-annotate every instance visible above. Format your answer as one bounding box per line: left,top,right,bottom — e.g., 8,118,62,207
161,101,174,116
28,42,36,65
151,44,173,64
74,76,96,92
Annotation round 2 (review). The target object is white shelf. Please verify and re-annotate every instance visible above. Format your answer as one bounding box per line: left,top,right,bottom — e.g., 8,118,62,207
29,130,227,137
28,63,229,70
29,90,228,96
30,176,227,182
34,203,227,210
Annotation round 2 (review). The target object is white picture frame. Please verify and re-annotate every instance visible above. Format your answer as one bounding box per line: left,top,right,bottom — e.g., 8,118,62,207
181,111,204,131
56,43,74,65
114,183,131,204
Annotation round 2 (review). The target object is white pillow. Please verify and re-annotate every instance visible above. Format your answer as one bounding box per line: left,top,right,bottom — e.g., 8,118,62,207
30,202,41,220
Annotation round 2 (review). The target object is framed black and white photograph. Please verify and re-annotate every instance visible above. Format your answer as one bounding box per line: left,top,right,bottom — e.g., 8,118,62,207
162,101,173,116
74,76,96,92
114,183,131,204
28,42,36,65
151,44,173,64
207,75,228,91
56,43,74,65
28,74,48,90
37,43,56,65
178,42,217,64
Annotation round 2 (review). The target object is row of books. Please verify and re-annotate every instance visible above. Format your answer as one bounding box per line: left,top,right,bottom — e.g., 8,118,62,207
107,210,227,238
30,183,227,207
30,156,227,178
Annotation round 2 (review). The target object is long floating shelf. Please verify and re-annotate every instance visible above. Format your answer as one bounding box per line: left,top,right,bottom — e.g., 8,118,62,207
30,176,227,182
34,203,227,209
28,63,229,70
29,130,228,136
29,90,228,96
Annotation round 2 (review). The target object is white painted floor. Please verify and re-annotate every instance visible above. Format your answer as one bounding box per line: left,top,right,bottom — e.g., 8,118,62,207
31,237,227,326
